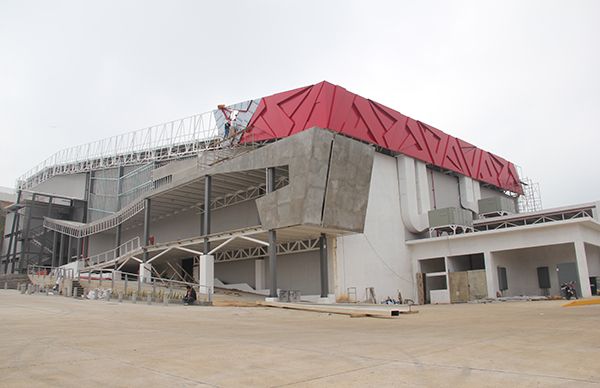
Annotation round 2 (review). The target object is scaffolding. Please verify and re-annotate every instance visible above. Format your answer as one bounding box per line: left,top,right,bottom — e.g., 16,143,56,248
518,177,543,213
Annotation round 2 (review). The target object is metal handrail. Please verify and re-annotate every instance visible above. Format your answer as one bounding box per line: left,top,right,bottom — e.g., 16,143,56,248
80,237,141,267
17,109,221,190
27,264,75,280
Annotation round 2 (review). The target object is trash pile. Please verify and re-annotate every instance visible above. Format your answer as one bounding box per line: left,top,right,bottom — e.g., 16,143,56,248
86,288,112,300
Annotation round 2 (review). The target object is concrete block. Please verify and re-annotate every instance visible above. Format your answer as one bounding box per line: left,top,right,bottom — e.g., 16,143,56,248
265,297,278,302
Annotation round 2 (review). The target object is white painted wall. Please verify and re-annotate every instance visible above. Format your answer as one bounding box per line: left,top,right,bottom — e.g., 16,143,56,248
335,153,415,302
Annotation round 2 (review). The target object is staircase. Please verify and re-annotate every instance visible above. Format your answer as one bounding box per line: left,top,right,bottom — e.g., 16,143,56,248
72,280,84,297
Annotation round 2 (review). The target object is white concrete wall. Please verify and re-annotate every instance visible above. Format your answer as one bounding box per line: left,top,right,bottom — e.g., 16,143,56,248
335,153,415,302
32,173,87,200
493,243,575,296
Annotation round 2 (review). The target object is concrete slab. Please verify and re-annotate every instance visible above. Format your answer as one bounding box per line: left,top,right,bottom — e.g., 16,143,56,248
1,290,600,387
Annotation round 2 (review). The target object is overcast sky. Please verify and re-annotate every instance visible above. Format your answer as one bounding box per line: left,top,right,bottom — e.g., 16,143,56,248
1,1,598,208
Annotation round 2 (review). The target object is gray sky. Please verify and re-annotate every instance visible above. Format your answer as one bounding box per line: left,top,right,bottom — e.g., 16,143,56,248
1,0,599,208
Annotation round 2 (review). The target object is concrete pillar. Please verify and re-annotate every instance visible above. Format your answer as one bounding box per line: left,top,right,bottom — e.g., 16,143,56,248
139,263,151,284
574,241,592,298
203,175,212,254
319,234,329,298
255,259,265,291
483,251,498,298
199,254,214,296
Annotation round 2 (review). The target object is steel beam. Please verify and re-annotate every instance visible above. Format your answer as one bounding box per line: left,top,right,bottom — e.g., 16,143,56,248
266,167,277,298
3,190,21,273
51,232,58,267
319,234,328,298
59,234,66,267
67,236,72,264
142,198,151,264
203,175,212,254
21,194,35,271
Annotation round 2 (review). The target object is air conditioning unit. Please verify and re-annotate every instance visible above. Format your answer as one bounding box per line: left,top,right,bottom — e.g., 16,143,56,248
478,197,516,217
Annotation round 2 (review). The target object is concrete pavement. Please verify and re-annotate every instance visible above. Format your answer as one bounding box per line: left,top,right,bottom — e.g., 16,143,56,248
1,290,599,387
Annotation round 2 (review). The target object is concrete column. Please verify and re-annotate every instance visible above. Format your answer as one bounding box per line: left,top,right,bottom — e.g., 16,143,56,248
203,175,212,254
319,234,329,298
574,241,592,298
139,262,151,284
199,254,214,296
483,251,498,298
255,259,265,291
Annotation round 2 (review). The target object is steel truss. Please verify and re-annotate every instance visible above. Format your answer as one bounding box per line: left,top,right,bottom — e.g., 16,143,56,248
18,110,222,190
43,173,288,238
214,238,320,263
474,206,594,232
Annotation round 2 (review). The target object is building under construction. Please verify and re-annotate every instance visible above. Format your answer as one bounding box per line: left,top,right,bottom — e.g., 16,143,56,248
2,81,599,303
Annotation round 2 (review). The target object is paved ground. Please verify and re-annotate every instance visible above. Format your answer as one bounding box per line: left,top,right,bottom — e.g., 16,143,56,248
1,290,599,387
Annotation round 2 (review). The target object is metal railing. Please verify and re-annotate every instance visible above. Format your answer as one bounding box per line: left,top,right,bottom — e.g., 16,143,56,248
27,264,75,280
80,237,141,268
17,110,222,190
78,269,213,302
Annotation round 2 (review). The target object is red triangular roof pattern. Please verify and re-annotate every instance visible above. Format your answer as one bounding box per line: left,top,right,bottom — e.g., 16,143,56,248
241,81,522,194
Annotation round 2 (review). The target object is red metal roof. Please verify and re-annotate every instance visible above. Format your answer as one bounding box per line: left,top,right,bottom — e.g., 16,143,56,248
241,81,522,194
